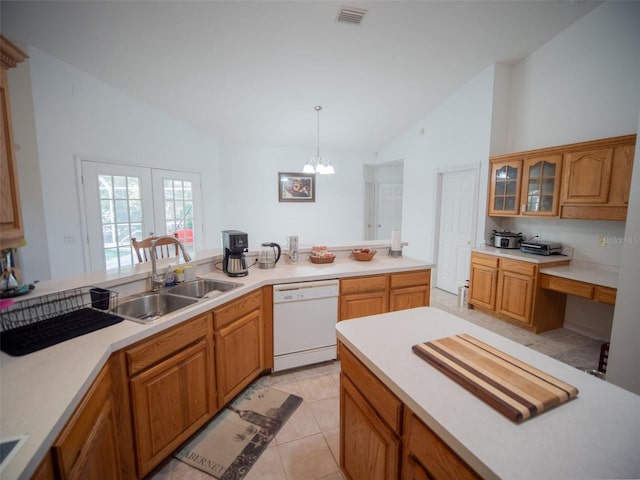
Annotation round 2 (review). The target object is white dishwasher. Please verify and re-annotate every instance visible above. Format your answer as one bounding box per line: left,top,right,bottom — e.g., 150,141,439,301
273,279,339,372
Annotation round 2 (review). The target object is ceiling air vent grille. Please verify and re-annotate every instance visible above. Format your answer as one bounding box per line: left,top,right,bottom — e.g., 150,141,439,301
336,6,367,25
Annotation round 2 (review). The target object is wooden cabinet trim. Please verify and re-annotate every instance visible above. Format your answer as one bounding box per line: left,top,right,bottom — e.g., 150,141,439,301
340,274,389,294
126,314,210,376
489,134,636,163
539,274,616,305
498,258,537,276
390,270,431,289
213,289,262,330
470,253,498,268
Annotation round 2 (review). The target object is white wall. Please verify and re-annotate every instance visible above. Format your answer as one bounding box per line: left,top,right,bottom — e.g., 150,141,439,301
498,2,640,349
375,65,496,262
507,1,640,152
218,143,371,250
10,47,224,281
607,114,640,394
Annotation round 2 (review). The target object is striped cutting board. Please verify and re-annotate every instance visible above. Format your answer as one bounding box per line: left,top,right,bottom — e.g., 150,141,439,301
412,334,578,423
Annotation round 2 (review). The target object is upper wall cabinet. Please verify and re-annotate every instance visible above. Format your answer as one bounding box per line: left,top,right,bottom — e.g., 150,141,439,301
488,154,562,217
560,137,635,221
488,134,636,221
488,160,522,216
0,36,28,249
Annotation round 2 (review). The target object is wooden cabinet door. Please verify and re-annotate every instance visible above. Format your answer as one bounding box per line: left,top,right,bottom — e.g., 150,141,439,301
488,160,522,216
130,339,214,477
340,291,388,320
389,285,429,311
496,270,535,325
0,42,27,249
562,147,613,204
215,308,263,405
405,455,432,480
340,374,400,480
52,366,124,480
520,155,562,216
405,412,479,480
468,264,497,311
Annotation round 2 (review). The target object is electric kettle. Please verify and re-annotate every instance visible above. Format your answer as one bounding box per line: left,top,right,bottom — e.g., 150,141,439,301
258,242,281,269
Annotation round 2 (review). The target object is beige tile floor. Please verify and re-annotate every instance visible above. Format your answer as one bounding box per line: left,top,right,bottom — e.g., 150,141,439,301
151,288,605,479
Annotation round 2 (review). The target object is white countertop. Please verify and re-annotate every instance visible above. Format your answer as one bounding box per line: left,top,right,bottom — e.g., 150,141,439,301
473,245,572,264
473,246,618,289
336,307,640,480
539,261,619,289
0,249,431,480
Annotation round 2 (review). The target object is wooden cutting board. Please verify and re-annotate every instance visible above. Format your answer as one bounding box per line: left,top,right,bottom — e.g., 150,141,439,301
412,334,578,423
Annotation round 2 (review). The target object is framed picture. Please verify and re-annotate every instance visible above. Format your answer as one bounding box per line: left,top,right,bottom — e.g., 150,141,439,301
278,172,315,202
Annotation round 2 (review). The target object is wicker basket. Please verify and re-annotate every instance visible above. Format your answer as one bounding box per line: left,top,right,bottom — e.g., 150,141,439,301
352,249,377,261
309,254,335,264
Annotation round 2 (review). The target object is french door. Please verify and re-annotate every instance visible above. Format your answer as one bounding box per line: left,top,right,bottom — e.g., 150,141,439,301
81,160,202,272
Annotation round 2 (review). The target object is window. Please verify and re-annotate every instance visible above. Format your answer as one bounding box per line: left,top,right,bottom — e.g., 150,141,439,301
81,160,202,272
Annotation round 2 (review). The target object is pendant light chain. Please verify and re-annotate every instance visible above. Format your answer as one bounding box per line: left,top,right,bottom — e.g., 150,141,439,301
302,105,335,174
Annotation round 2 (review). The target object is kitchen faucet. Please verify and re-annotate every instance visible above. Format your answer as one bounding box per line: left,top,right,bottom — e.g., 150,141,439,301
151,235,192,291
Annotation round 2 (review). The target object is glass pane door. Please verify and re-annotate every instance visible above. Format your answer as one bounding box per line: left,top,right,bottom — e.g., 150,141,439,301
152,169,202,257
82,162,153,271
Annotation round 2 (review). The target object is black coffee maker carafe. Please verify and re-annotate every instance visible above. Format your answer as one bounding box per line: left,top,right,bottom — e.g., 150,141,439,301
222,230,249,277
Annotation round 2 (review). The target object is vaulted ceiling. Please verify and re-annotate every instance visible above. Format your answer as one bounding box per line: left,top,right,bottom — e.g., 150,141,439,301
2,1,599,152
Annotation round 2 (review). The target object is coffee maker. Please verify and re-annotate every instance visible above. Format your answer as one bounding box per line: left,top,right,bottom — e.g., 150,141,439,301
222,230,249,277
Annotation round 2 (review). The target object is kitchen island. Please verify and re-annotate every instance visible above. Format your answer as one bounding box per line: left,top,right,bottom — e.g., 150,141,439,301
0,245,431,479
336,307,640,479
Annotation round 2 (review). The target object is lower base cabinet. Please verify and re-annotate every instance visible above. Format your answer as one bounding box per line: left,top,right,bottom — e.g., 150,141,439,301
126,314,216,477
340,343,480,480
340,270,431,321
213,289,265,406
51,364,126,480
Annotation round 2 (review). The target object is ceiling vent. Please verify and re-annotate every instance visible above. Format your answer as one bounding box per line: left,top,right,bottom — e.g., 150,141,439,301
336,6,367,25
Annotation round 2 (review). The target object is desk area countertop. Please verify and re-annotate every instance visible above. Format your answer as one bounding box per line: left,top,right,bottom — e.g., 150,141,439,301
0,246,432,480
539,261,619,289
473,246,619,289
336,307,640,480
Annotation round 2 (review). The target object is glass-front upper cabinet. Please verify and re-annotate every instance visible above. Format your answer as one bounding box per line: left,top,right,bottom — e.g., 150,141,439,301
488,160,522,216
520,155,562,216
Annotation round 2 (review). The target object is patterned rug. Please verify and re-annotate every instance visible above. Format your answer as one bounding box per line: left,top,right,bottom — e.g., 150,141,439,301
175,384,302,479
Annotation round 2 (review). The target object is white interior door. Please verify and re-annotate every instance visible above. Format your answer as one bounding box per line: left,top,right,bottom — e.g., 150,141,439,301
375,183,403,240
436,167,478,294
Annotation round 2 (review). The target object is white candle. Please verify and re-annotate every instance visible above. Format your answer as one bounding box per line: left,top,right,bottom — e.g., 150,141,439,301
391,230,401,251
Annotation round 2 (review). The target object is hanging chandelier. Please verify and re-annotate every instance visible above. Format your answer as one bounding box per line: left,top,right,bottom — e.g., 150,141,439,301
303,105,335,175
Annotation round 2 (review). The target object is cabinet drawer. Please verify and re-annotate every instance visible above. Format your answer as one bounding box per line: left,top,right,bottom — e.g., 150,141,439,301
470,253,498,268
593,286,617,305
126,314,210,376
214,290,262,330
406,412,479,480
499,258,536,276
539,275,593,299
390,270,431,289
340,274,388,295
339,343,402,434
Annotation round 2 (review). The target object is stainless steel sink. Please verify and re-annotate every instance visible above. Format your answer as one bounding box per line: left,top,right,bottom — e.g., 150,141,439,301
116,293,198,323
166,278,242,299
